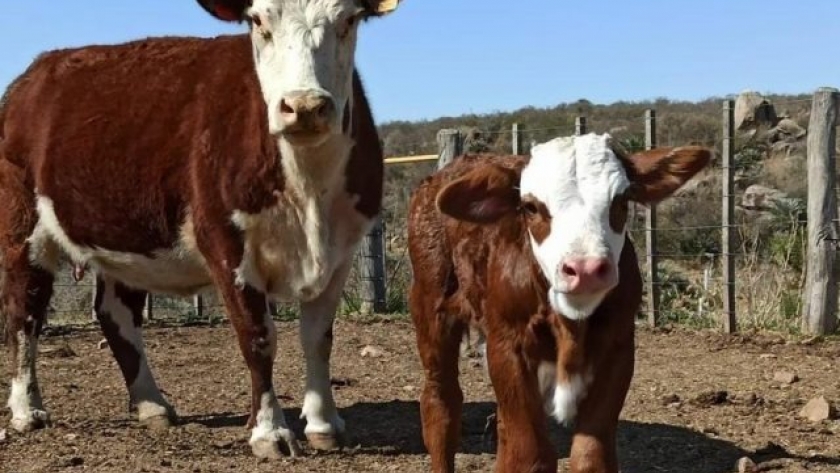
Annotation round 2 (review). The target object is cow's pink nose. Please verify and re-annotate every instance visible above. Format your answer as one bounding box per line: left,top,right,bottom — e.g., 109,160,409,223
559,257,616,294
278,91,335,133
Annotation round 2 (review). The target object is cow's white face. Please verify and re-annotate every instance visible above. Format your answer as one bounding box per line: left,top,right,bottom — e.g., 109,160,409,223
435,133,711,322
520,134,631,320
197,0,400,146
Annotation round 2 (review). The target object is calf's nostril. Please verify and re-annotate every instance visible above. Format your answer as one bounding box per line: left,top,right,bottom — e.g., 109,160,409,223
561,264,577,278
594,261,610,279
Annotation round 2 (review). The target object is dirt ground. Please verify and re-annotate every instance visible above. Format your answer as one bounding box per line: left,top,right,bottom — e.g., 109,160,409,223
1,320,839,473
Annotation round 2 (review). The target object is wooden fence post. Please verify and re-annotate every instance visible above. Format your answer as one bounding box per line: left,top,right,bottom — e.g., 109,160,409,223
802,87,839,335
193,294,205,325
437,129,462,170
575,116,587,136
644,109,661,327
360,217,387,314
512,123,522,154
722,100,737,333
144,294,154,322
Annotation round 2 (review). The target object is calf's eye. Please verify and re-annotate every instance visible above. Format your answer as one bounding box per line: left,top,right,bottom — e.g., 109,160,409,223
609,196,629,232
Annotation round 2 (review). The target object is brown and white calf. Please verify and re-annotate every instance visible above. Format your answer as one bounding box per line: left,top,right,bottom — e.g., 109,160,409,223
0,0,401,459
408,133,710,473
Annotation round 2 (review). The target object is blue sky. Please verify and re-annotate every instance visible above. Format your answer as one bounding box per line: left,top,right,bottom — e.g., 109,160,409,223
1,1,837,123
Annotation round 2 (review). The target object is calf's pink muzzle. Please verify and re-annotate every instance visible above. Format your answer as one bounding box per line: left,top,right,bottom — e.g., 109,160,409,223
558,257,617,294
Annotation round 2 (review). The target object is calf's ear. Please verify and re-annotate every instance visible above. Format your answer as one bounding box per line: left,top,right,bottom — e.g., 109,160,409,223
436,164,520,224
623,146,712,204
195,0,249,22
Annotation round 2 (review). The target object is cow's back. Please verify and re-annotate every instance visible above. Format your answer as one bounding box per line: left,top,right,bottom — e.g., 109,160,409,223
0,35,271,256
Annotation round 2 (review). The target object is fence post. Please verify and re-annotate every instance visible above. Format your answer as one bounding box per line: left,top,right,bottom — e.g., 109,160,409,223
575,116,587,136
193,294,205,324
802,87,839,335
144,294,154,322
512,123,522,154
360,217,387,314
436,129,462,170
722,100,737,333
644,109,661,327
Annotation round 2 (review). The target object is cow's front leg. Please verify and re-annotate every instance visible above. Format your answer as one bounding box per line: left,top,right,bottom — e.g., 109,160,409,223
223,280,299,458
298,260,352,450
199,231,300,459
486,331,556,473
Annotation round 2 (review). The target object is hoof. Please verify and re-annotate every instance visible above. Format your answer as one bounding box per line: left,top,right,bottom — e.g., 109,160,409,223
306,431,347,451
140,414,175,431
251,437,302,459
10,410,51,433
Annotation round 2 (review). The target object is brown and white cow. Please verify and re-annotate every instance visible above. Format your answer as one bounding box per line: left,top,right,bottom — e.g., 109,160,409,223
408,133,710,473
0,0,401,459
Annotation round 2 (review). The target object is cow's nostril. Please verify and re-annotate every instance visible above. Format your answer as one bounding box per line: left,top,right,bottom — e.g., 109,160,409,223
280,99,295,115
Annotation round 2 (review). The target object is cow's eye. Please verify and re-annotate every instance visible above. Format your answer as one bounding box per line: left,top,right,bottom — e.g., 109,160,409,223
521,201,539,216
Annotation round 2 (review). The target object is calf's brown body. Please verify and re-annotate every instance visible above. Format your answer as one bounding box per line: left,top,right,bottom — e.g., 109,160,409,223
408,154,641,473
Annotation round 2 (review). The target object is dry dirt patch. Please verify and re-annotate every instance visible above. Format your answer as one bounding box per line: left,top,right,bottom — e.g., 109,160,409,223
1,321,839,472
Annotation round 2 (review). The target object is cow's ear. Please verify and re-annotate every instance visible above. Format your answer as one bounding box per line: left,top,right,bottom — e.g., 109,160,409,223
363,0,401,16
195,0,249,22
622,146,712,204
436,164,520,224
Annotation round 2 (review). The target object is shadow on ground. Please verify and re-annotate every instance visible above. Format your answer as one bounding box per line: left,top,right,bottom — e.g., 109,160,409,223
182,400,840,473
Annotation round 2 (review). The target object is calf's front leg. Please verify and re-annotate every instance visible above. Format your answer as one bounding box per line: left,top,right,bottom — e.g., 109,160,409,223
568,335,634,473
485,333,556,473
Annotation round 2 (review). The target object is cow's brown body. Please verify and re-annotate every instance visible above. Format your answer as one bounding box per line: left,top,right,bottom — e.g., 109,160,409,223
0,33,383,455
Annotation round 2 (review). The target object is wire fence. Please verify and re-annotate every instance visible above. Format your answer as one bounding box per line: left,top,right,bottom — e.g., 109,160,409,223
41,93,836,335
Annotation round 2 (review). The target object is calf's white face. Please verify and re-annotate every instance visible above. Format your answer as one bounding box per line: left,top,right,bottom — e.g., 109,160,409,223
436,132,711,321
519,134,632,319
197,0,400,145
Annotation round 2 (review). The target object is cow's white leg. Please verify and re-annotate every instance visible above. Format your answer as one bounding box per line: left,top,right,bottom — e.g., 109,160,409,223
8,331,49,432
3,248,54,433
94,276,175,427
298,260,352,450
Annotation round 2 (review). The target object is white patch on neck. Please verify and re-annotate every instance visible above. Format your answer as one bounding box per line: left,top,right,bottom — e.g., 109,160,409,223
537,362,593,426
232,133,372,302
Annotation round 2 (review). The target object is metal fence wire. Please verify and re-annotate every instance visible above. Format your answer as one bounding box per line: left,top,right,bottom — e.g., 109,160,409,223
34,93,840,335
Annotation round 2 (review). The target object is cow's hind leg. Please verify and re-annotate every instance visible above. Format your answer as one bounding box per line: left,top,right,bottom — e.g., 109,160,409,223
93,275,175,428
3,250,54,432
1,159,56,432
411,290,465,473
298,259,352,450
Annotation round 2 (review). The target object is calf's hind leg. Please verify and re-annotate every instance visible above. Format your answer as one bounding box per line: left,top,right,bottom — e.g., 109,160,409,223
93,276,175,428
411,290,465,473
